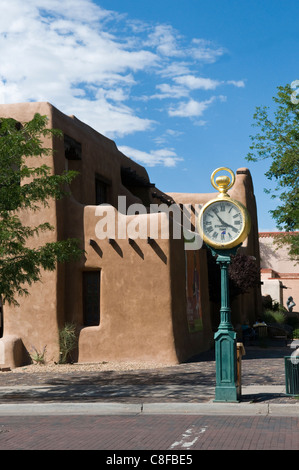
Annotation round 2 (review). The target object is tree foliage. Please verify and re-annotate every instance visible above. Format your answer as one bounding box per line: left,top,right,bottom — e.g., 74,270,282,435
0,113,83,305
207,250,260,303
246,83,299,259
228,254,261,297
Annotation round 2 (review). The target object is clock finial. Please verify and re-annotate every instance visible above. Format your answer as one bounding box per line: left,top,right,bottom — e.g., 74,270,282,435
211,167,235,197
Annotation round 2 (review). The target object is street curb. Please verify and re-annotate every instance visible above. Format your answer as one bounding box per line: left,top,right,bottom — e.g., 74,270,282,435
0,401,299,417
0,402,142,416
142,402,299,416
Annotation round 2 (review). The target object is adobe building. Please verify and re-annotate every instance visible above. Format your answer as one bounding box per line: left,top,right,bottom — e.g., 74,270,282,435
259,232,299,310
0,102,262,368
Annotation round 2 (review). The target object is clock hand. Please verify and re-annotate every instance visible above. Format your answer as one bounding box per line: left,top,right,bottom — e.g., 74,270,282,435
214,212,230,227
213,212,238,232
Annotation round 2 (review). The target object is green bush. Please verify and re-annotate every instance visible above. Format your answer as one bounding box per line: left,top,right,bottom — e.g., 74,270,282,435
293,329,299,339
59,323,77,364
263,309,286,324
30,345,47,364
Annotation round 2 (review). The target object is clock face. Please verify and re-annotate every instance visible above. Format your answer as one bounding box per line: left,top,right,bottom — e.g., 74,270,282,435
201,200,244,246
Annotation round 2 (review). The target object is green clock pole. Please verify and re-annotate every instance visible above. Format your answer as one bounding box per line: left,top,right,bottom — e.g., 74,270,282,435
210,246,240,402
198,167,251,402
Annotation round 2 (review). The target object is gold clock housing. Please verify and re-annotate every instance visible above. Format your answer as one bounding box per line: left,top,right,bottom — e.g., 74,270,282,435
198,168,251,250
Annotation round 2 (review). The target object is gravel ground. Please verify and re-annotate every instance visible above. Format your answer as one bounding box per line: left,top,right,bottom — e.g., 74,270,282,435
8,361,173,374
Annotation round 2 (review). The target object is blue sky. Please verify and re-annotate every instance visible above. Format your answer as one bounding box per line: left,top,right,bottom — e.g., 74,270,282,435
0,0,298,230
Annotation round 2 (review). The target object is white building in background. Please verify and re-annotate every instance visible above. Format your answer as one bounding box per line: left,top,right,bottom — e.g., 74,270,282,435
259,232,299,310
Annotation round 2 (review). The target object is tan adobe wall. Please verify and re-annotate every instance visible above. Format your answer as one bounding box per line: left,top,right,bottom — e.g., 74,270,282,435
0,103,61,364
0,102,214,367
0,102,261,368
259,233,298,273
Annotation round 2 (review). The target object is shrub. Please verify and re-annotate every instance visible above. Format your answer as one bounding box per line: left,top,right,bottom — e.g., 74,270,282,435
59,323,77,364
30,345,47,364
263,309,286,324
262,295,287,313
293,329,299,339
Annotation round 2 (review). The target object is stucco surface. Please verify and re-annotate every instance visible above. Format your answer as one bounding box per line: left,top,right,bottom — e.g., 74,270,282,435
0,103,261,368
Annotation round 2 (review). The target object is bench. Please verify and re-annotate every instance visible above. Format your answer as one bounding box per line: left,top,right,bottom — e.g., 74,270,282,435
267,325,289,345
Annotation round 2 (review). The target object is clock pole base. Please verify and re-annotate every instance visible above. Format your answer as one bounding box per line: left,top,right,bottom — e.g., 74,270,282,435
214,328,239,402
214,386,239,403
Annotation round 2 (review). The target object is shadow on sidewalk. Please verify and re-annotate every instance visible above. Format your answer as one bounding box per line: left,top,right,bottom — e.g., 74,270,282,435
0,342,296,404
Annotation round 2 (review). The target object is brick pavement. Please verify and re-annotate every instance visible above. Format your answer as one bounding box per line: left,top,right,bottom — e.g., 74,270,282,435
0,342,298,451
0,413,298,450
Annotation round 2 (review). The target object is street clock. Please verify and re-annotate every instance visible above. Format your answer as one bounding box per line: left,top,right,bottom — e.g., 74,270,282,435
198,167,251,250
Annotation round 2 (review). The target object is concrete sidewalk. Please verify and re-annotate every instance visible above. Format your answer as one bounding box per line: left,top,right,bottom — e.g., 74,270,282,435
0,385,298,417
0,341,298,417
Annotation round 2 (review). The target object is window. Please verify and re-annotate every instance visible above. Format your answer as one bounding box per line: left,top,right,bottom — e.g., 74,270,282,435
95,175,111,205
64,134,82,160
83,271,101,326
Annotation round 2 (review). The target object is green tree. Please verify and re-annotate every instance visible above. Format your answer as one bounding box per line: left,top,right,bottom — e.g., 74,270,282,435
0,113,83,305
246,83,299,260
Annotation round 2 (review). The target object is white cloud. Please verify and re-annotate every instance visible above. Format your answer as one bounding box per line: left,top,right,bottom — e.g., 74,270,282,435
227,80,246,88
173,75,245,90
118,146,183,167
159,62,193,78
190,38,225,63
168,97,216,118
194,120,207,127
36,0,108,23
145,74,244,102
150,83,189,100
67,97,155,138
153,129,184,146
173,75,221,90
0,0,157,137
144,25,184,58
0,0,245,166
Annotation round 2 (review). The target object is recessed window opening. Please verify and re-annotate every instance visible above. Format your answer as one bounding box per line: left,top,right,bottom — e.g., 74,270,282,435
95,174,111,205
64,134,82,160
83,270,101,327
